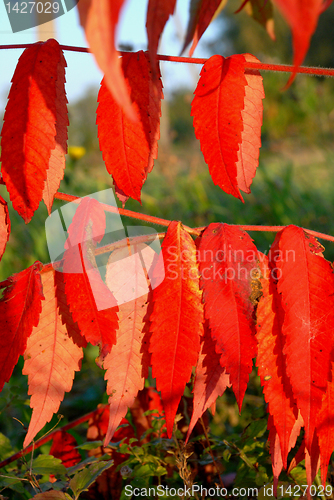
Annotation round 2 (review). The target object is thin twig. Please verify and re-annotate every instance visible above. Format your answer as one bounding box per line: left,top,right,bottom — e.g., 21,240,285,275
0,405,108,470
200,417,225,489
0,43,333,77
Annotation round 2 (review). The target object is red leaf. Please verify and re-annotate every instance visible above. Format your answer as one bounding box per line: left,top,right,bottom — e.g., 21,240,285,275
272,0,331,85
182,0,228,57
62,197,118,353
186,322,230,442
23,270,83,447
268,411,303,493
197,223,258,409
43,50,68,214
270,225,334,452
267,415,283,493
77,0,135,121
97,51,163,203
0,195,10,261
149,221,203,437
317,363,334,486
191,54,264,201
50,430,81,468
146,0,177,72
236,54,264,194
0,262,43,392
102,243,154,445
0,39,63,223
305,437,321,500
256,254,298,467
54,271,87,349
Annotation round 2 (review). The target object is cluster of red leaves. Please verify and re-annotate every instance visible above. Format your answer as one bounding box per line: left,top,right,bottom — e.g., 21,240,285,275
2,212,334,492
0,0,334,494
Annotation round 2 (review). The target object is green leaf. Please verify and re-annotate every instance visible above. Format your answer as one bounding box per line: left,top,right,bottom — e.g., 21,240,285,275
32,454,67,476
75,440,104,450
0,432,15,460
66,454,111,476
69,460,113,498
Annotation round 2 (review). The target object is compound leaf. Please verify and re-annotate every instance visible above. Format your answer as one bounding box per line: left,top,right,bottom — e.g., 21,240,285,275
149,221,203,437
23,270,83,447
97,51,163,203
270,225,334,453
197,223,258,409
192,54,264,200
1,39,64,222
0,261,43,392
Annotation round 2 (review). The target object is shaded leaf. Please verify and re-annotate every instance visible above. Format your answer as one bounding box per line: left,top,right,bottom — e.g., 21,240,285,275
192,53,264,200
256,254,298,467
0,39,63,222
69,460,114,497
146,0,177,72
102,244,153,445
31,454,66,476
62,197,118,354
270,225,334,453
186,322,231,442
0,261,43,392
97,51,163,203
149,221,203,437
197,223,258,409
50,430,81,468
237,0,275,40
43,50,68,214
182,0,228,57
23,270,83,447
272,0,332,85
77,0,135,120
317,362,334,486
0,195,10,261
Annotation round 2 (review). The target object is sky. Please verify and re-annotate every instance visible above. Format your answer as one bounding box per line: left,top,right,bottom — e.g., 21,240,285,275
0,0,221,107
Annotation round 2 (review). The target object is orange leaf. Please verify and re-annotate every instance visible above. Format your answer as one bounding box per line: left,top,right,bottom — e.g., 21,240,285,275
268,411,303,493
272,0,331,85
0,195,10,262
237,54,264,193
191,54,264,200
102,295,151,445
0,262,43,392
197,223,258,409
270,225,334,453
186,322,230,442
43,50,68,214
1,39,63,223
61,197,118,354
146,0,177,72
256,254,298,467
23,270,83,447
77,0,135,121
149,221,203,437
97,51,163,203
101,243,154,444
182,0,228,57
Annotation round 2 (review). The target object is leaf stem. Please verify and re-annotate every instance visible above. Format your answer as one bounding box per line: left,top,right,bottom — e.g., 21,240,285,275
0,44,333,77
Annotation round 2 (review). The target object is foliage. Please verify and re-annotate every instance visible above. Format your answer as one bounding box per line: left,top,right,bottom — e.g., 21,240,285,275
1,1,334,499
